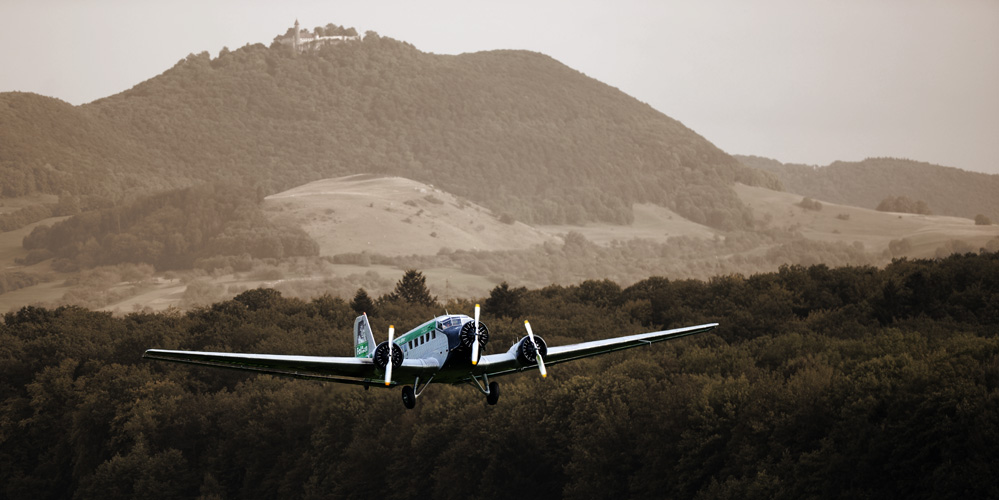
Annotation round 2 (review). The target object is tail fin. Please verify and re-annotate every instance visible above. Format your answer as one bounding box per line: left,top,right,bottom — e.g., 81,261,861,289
353,313,376,358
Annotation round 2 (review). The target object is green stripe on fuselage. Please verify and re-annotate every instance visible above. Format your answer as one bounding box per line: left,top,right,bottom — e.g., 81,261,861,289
395,318,439,345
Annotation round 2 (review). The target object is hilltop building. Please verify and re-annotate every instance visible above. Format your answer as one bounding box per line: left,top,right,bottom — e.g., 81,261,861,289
276,19,360,54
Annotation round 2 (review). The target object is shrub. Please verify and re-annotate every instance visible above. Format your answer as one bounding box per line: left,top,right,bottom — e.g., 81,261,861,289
798,197,823,211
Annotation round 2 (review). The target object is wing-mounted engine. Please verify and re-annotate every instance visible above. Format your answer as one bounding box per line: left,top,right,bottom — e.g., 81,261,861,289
375,325,404,387
515,334,547,366
373,340,403,370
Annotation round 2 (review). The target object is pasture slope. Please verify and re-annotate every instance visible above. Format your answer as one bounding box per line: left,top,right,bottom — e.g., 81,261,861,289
1,176,997,314
263,174,558,257
735,183,999,258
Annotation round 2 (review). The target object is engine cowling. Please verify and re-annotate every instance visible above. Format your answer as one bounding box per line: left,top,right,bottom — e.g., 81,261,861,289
373,341,403,369
459,320,489,350
516,335,548,366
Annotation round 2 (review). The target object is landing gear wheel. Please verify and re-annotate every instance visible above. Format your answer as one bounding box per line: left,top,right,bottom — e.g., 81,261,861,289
486,381,500,405
402,386,416,409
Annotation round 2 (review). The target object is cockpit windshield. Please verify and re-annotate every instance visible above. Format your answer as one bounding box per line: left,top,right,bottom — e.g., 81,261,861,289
438,316,464,329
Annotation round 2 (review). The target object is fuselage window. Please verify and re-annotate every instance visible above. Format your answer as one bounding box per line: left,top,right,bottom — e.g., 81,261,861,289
431,330,436,340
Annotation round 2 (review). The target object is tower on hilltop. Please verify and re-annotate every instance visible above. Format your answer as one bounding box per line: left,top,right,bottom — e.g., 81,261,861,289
293,19,301,52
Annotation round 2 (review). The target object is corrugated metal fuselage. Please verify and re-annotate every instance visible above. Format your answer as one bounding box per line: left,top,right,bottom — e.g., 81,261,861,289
394,315,479,383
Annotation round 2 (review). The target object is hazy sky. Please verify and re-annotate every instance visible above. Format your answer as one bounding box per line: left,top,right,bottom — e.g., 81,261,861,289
2,0,997,174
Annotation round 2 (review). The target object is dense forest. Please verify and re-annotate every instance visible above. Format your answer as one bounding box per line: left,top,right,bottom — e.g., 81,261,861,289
0,31,775,227
738,155,999,221
2,252,996,499
19,183,318,271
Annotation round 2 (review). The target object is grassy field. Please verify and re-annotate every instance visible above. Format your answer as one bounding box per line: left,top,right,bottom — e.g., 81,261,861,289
735,183,999,257
537,203,716,244
2,177,997,315
264,175,558,257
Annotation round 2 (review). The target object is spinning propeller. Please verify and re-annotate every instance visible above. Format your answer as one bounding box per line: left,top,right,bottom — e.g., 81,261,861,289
384,325,395,386
523,320,547,378
460,304,489,364
373,324,403,386
472,304,481,365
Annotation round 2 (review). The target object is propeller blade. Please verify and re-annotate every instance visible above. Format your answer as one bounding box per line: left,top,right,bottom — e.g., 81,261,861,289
384,325,394,386
472,304,481,365
524,320,547,378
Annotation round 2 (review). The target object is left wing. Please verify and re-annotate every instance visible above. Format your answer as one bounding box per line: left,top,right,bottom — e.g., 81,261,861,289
142,349,440,387
471,322,718,379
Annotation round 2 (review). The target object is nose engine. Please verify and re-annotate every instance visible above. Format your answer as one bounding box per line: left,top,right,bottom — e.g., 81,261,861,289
459,320,489,352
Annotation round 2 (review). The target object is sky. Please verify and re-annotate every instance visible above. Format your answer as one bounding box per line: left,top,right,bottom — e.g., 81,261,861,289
2,0,997,174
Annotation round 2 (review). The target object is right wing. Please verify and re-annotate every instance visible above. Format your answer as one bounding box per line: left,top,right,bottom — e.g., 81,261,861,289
471,322,718,379
142,349,440,387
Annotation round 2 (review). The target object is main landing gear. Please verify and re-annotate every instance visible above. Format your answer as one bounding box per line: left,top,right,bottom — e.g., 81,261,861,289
400,376,435,409
486,381,499,405
401,386,416,409
400,375,500,409
468,373,500,406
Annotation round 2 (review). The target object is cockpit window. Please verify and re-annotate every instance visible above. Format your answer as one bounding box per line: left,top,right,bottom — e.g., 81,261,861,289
440,316,463,329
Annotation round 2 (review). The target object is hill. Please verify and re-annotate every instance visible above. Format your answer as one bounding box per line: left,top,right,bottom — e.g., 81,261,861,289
737,155,999,221
734,183,999,258
263,174,558,256
4,174,998,314
1,32,769,228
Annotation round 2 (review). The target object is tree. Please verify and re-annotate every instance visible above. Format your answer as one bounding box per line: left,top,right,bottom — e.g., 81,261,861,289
974,214,992,226
485,282,525,318
798,197,823,211
877,195,932,215
385,270,437,307
233,287,282,311
350,288,376,315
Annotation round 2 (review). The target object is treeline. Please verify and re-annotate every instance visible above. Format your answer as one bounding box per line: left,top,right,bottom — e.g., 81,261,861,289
739,155,999,221
0,193,101,233
21,183,318,271
0,271,38,295
2,31,767,228
0,204,54,232
336,229,882,286
2,253,997,499
876,195,932,215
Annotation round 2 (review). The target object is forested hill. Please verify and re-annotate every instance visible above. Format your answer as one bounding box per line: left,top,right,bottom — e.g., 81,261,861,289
737,155,999,221
2,252,997,498
1,33,771,227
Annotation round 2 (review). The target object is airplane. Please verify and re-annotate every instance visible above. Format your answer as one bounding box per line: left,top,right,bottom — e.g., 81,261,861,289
144,304,718,409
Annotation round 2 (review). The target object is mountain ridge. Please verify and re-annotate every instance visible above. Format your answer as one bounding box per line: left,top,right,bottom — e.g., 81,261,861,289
1,34,765,228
